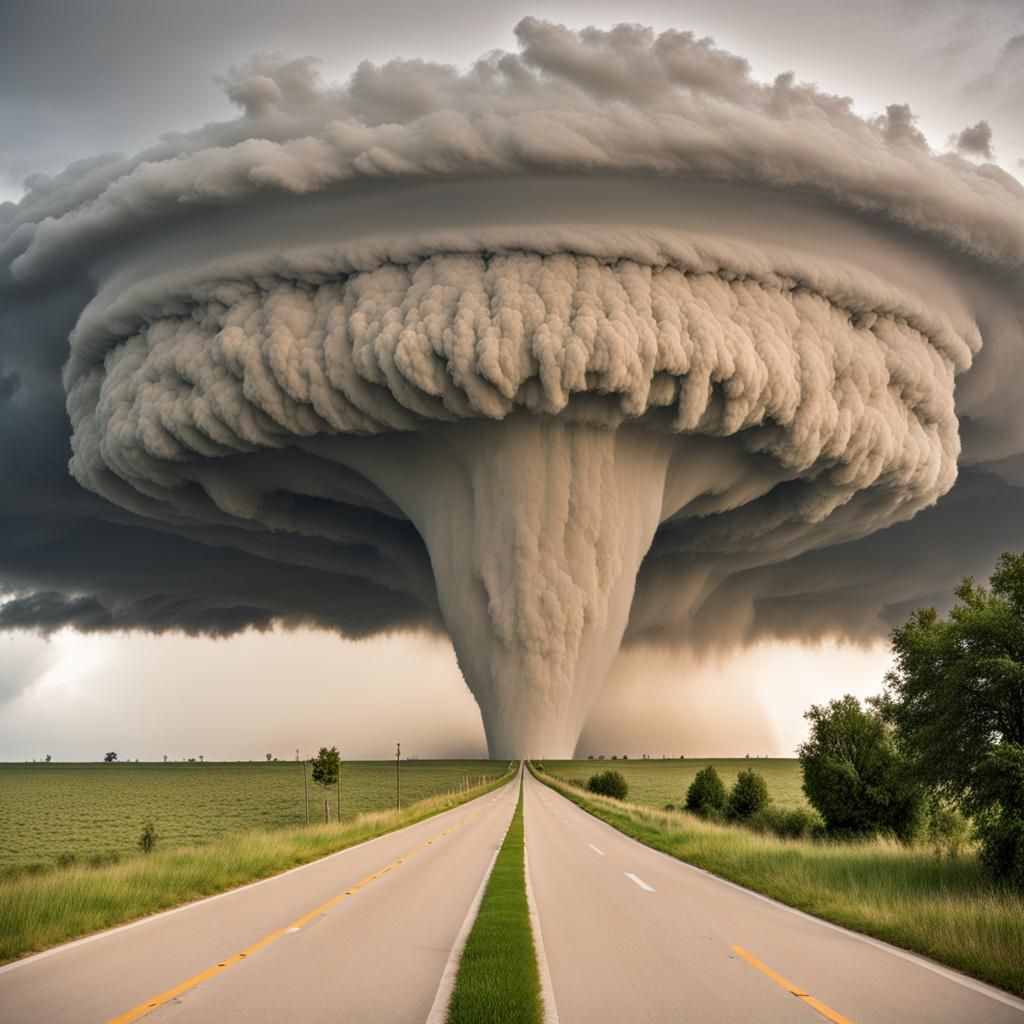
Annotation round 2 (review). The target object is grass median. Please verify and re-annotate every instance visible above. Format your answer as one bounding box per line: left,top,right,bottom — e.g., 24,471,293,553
447,775,543,1024
529,762,1024,998
0,765,516,964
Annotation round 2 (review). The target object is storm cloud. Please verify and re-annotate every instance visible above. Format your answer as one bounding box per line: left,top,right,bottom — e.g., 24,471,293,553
2,18,1023,755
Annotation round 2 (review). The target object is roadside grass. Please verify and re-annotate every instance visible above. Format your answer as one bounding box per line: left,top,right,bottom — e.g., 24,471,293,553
447,776,543,1024
530,764,1024,998
0,766,515,965
542,757,808,811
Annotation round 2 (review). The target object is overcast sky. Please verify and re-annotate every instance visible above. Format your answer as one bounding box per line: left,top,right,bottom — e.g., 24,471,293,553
1,0,1020,761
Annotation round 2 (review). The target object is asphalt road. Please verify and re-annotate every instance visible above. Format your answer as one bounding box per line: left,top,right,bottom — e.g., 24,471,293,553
0,776,519,1024
4,766,1023,1024
523,768,1024,1024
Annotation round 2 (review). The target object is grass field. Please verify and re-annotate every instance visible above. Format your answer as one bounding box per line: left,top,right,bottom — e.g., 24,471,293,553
447,776,542,1024
541,758,807,811
0,766,516,964
0,760,510,874
531,765,1024,998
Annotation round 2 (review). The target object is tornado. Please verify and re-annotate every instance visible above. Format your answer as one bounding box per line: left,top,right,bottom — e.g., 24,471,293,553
2,19,1022,756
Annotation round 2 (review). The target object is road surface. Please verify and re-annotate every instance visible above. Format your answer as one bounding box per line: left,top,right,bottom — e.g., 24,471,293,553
3,765,1023,1023
0,776,519,1024
523,767,1024,1024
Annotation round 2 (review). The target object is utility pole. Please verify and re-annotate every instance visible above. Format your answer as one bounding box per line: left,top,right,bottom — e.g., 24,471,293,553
302,756,309,826
396,742,401,810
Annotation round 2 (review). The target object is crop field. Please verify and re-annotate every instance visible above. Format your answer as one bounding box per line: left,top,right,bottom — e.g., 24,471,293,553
0,760,510,873
540,758,807,811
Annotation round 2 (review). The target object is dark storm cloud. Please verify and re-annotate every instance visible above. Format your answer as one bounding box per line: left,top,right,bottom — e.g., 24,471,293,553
956,120,995,159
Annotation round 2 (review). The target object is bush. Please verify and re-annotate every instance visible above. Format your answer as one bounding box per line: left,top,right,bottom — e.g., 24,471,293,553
685,766,727,818
747,806,824,840
727,769,769,821
799,694,923,840
138,822,158,854
587,770,628,800
925,801,971,860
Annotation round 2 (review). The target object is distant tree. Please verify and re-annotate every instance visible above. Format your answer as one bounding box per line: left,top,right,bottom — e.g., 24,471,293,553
685,766,727,819
876,553,1024,884
727,769,770,821
266,753,272,762
587,754,595,760
799,694,922,839
586,769,628,800
104,751,118,763
44,754,51,763
162,755,168,763
311,746,342,820
138,822,158,854
198,754,204,763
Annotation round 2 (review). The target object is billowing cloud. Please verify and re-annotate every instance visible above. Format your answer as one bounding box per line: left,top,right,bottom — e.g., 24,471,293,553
956,119,995,159
2,18,1023,755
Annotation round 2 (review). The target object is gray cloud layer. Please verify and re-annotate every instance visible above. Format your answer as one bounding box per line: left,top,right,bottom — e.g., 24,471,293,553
2,18,1023,753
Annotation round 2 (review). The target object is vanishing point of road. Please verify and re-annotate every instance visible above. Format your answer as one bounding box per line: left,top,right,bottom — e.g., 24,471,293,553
2,766,1022,1024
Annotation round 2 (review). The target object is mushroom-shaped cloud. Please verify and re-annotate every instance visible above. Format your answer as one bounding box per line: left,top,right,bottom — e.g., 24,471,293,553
2,19,1023,755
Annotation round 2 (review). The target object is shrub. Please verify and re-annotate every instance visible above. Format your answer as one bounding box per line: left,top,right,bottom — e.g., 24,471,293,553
727,769,769,821
685,766,727,818
925,801,971,860
748,806,824,840
587,769,628,800
138,822,158,854
799,694,923,840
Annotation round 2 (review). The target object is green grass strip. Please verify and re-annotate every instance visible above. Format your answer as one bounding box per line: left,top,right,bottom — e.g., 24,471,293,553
0,765,516,965
447,774,543,1024
528,762,1024,998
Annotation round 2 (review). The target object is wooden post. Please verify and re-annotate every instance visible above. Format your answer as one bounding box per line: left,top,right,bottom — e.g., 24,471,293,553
336,768,341,824
324,798,329,823
396,742,401,810
303,758,309,826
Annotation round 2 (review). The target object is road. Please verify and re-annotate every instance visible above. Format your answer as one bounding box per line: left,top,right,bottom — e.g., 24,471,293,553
0,776,519,1024
523,767,1024,1024
2,766,1022,1024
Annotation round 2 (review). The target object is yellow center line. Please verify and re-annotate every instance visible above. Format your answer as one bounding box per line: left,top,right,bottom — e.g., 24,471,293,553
732,945,854,1024
106,795,503,1024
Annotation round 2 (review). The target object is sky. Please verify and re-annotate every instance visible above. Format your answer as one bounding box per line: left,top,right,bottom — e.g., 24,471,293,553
0,0,1021,761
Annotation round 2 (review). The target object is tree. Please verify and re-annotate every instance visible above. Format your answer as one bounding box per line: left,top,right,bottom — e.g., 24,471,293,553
727,769,770,821
685,766,727,818
586,769,628,800
310,746,342,821
104,751,118,763
878,553,1024,883
265,753,272,762
799,695,922,839
44,754,51,763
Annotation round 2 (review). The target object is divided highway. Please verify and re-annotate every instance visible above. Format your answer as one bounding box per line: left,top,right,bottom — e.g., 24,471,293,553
3,765,1023,1023
523,768,1024,1024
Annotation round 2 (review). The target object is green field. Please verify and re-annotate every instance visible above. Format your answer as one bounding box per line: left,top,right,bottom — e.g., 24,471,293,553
541,758,807,811
0,760,509,873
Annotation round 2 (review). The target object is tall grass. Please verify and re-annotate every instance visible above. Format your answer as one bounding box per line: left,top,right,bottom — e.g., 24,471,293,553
447,777,543,1024
531,765,1024,997
0,767,515,964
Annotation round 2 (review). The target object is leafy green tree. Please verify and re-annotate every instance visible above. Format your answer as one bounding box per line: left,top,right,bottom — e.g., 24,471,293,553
586,769,628,800
727,769,770,821
878,553,1024,884
799,695,922,839
311,745,342,821
104,751,118,763
685,765,727,818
